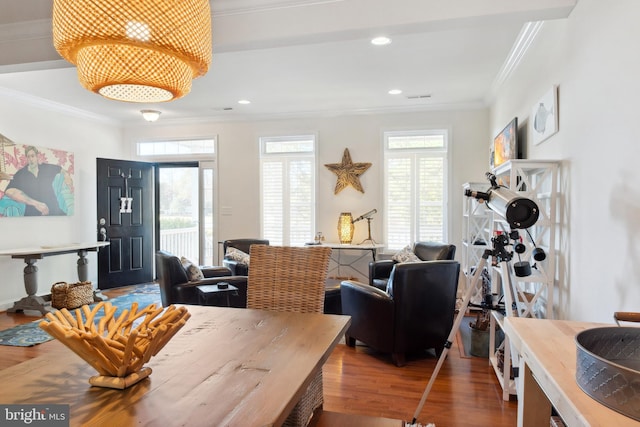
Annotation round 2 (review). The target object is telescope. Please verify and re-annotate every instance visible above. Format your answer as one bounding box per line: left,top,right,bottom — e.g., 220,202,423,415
413,171,544,422
352,209,377,223
464,173,539,229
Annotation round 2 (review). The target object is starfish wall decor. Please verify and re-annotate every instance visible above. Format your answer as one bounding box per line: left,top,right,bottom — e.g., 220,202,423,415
325,148,372,194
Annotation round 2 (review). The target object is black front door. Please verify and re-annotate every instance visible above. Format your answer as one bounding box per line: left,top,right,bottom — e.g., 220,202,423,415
96,158,154,289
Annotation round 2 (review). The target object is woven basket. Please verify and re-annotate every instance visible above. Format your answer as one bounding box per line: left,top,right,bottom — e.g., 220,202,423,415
51,281,94,310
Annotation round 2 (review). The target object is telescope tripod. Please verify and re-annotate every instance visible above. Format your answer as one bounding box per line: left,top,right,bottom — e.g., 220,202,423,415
359,217,377,245
409,233,520,425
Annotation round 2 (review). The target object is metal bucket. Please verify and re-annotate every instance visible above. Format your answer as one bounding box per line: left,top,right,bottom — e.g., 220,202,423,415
575,327,640,421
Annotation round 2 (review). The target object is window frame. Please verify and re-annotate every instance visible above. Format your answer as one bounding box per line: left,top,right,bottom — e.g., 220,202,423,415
259,134,317,246
135,136,217,161
382,129,450,251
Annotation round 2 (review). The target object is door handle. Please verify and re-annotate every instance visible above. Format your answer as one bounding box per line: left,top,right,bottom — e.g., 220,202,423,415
98,218,107,241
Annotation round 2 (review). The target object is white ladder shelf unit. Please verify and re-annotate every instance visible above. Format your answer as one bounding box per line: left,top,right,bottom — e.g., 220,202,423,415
465,160,560,401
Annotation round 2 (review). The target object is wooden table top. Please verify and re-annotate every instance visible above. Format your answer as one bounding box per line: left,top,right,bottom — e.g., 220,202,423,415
504,317,638,427
0,305,351,427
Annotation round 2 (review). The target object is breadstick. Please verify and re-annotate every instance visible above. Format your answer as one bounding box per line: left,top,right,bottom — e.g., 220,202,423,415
81,305,92,329
44,312,58,323
75,308,85,331
38,320,64,339
123,309,152,334
152,319,187,356
60,308,77,327
103,303,117,324
144,325,167,363
83,332,122,376
82,303,98,332
151,307,182,328
53,309,72,328
119,329,138,377
103,337,126,351
114,334,145,360
96,304,114,335
107,309,129,340
130,341,151,372
138,306,164,330
122,302,139,335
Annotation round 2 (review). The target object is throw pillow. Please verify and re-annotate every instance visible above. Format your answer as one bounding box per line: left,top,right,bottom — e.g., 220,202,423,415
392,244,421,263
180,256,204,281
225,247,251,266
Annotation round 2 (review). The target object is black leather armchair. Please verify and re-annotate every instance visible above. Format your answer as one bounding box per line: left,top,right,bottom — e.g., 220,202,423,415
156,250,248,308
222,238,269,276
369,242,456,290
341,260,460,366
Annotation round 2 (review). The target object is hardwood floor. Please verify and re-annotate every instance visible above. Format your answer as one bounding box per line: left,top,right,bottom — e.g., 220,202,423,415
322,341,517,426
0,285,517,426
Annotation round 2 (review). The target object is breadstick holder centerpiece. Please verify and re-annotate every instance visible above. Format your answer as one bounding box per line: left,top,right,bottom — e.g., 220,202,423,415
39,301,190,389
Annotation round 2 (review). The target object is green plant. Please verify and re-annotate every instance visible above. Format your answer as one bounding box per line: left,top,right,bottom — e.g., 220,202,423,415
160,216,196,229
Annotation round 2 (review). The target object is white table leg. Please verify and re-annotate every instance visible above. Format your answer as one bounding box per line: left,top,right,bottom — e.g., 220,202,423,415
518,360,552,427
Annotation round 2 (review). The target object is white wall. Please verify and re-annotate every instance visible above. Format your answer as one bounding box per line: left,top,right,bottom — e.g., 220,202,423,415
125,109,489,278
490,0,640,322
0,96,125,309
0,94,487,310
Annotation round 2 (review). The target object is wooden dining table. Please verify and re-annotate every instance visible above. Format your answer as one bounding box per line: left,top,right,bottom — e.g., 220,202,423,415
0,305,351,426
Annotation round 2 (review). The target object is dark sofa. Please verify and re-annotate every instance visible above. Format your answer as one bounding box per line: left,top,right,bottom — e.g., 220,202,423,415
222,238,269,276
156,250,248,308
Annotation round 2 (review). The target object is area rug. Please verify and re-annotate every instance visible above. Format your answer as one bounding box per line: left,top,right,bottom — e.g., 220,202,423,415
0,283,161,347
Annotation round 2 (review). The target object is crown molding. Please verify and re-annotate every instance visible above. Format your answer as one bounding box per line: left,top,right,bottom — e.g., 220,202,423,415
0,86,119,126
122,100,487,128
485,21,544,103
0,19,50,42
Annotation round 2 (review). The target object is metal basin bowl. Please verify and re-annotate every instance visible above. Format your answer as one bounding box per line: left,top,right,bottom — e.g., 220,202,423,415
575,327,640,421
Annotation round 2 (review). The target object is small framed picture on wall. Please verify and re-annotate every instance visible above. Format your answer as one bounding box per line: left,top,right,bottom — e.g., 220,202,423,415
531,85,559,145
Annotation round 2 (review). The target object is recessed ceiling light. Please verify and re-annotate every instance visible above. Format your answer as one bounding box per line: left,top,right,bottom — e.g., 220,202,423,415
140,109,161,122
371,36,391,46
388,89,402,95
238,99,251,105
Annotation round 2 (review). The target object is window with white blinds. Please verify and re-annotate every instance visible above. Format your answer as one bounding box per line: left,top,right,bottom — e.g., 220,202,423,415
384,130,448,251
260,135,316,246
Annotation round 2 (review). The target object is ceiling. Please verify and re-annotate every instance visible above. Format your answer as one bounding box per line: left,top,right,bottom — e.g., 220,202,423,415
0,0,576,125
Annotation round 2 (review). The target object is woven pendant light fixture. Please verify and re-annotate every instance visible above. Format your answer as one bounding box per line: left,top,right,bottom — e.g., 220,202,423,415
52,0,212,103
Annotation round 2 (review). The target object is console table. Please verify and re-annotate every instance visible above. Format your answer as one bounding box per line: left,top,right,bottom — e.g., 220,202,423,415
504,317,638,427
0,242,109,315
319,242,385,280
0,305,351,426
